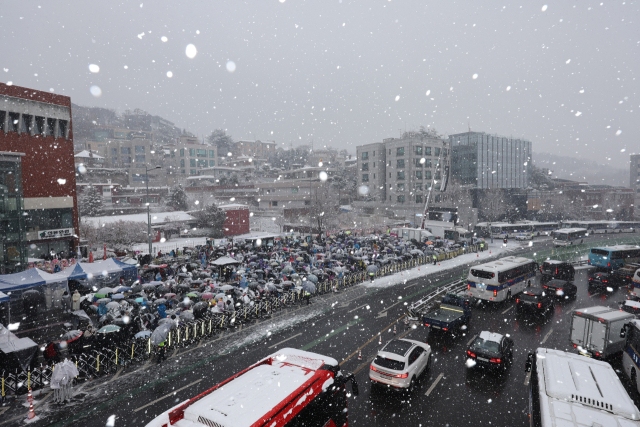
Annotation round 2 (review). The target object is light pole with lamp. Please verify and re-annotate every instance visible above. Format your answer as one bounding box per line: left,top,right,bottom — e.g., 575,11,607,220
145,165,161,256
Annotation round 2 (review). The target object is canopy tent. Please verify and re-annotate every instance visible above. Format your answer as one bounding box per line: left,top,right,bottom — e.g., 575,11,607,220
101,258,137,284
59,263,88,281
0,325,38,371
0,268,45,293
211,256,241,266
76,259,137,287
0,292,8,303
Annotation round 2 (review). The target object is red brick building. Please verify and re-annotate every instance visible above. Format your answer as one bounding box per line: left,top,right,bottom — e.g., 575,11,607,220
219,204,250,236
0,83,79,265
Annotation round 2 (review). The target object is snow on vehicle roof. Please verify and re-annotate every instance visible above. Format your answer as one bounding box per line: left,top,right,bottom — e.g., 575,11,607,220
175,348,336,427
537,348,640,422
624,300,640,309
381,339,414,356
478,331,503,344
470,256,534,272
554,227,587,234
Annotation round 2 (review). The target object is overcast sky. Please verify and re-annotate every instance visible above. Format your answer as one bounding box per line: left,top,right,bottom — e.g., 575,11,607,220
2,1,638,166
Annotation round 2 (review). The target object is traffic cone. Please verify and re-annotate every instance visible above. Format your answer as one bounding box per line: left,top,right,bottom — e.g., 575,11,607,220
378,334,382,345
358,350,362,360
27,402,35,420
27,388,33,403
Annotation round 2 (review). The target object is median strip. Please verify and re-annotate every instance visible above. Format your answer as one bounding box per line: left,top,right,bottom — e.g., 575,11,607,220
300,319,362,351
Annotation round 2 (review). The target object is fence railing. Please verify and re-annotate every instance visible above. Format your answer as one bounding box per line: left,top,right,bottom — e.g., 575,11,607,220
2,243,488,396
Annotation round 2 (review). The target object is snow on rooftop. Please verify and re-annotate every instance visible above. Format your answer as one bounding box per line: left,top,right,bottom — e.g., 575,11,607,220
83,211,195,227
75,150,104,159
478,331,503,343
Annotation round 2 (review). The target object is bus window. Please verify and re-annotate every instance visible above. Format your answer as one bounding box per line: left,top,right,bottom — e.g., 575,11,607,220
471,270,495,279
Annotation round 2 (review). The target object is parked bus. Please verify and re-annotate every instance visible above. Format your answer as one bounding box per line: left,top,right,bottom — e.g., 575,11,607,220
552,228,588,247
630,268,640,298
490,223,532,238
611,221,640,233
525,347,640,427
473,222,492,238
524,221,560,236
561,220,622,234
146,348,359,427
444,227,474,244
466,256,537,302
588,245,640,271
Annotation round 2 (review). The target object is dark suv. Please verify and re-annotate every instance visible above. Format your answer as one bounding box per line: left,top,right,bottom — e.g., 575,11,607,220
516,288,554,314
542,279,577,300
588,271,617,289
540,260,575,284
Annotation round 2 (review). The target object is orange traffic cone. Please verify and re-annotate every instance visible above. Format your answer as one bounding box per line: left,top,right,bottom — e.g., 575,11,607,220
358,350,362,360
27,388,33,403
27,402,35,420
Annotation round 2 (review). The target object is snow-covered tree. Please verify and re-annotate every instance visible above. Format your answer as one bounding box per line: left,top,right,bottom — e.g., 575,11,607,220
206,129,234,155
95,220,147,252
167,184,189,211
78,185,103,217
191,204,226,237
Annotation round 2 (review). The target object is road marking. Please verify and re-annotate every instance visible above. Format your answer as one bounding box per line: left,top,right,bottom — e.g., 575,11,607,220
565,304,576,314
466,334,478,347
425,373,444,396
540,328,553,345
340,315,406,366
376,311,388,318
404,282,419,289
353,355,376,375
300,319,362,351
134,379,203,413
502,305,514,314
269,333,303,348
348,304,369,313
524,371,531,386
376,300,404,317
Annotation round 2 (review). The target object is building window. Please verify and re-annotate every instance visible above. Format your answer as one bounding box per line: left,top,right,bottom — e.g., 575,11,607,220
425,159,432,168
181,169,186,174
45,118,55,136
209,150,215,158
58,120,67,138
397,171,405,180
180,149,185,157
180,159,185,167
135,145,145,154
397,195,405,203
0,111,5,132
20,114,33,134
435,147,441,157
209,160,215,167
135,155,145,163
362,152,369,160
8,112,19,132
373,151,376,157
425,170,432,180
373,173,376,179
389,149,391,155
291,188,299,193
362,163,369,171
111,148,118,157
397,183,405,192
373,162,375,168
189,148,196,157
415,146,423,155
121,147,131,155
272,201,279,207
190,159,196,167
197,149,207,157
415,183,422,191
397,159,405,168
416,171,422,179
190,169,196,175
416,194,423,204
396,147,404,156
33,116,45,134
197,159,207,167
426,147,432,156
362,174,369,182
415,158,423,168
123,156,132,164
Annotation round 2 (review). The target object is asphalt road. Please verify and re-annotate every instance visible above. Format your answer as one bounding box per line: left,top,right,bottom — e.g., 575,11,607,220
15,233,640,427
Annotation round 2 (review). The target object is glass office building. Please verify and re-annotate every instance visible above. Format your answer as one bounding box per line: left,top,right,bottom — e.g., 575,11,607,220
0,152,27,273
449,132,531,189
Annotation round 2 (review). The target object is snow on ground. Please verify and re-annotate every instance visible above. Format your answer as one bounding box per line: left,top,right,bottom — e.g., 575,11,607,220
366,243,517,289
83,211,195,227
250,215,281,234
131,236,208,253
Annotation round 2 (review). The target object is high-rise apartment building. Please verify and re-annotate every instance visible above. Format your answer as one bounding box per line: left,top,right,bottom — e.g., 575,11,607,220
631,154,640,217
449,131,532,189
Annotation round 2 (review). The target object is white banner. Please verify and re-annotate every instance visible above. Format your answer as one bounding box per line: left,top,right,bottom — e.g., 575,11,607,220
38,228,74,240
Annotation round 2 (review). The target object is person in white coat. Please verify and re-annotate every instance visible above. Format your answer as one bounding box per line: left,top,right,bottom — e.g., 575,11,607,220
72,290,81,311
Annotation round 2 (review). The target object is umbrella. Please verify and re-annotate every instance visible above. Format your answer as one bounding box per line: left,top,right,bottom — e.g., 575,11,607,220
248,282,260,290
367,265,379,273
96,288,114,296
134,331,152,339
61,330,83,343
202,292,214,300
131,284,143,293
150,324,172,346
186,292,198,298
142,283,158,290
111,293,125,300
301,281,316,293
106,301,121,310
296,257,304,261
96,298,111,304
114,286,132,293
164,293,177,299
154,298,168,305
158,318,177,327
179,311,195,321
97,325,121,334
265,283,277,292
219,285,235,291
306,274,318,283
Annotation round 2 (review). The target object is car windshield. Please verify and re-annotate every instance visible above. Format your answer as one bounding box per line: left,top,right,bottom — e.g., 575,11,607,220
374,356,405,371
520,293,540,302
470,338,500,353
382,340,414,356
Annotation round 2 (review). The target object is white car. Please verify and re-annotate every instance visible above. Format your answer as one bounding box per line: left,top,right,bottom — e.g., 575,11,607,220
515,233,532,241
369,338,431,391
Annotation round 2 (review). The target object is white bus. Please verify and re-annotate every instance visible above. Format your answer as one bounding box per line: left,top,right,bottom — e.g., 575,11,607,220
473,222,492,238
466,256,537,302
561,220,619,234
620,320,640,397
528,221,560,236
552,228,588,247
490,223,532,238
525,347,640,427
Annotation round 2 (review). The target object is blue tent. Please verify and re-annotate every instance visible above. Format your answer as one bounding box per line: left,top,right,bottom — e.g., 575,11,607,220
0,269,46,292
61,263,87,281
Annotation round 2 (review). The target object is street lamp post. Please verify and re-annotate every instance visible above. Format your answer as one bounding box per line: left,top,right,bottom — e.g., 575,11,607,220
145,165,161,256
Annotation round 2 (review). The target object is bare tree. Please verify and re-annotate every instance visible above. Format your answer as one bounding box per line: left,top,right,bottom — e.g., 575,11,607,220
477,188,514,222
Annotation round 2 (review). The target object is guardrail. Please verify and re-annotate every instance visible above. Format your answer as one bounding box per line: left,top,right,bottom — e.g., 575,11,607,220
406,279,467,319
2,244,488,396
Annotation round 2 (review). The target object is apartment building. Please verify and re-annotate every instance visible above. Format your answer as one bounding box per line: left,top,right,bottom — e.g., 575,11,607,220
631,154,640,218
234,139,276,160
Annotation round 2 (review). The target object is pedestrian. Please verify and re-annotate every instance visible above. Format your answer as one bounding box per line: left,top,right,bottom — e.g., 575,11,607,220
61,290,71,313
433,254,437,265
304,290,311,305
72,290,81,311
157,341,166,364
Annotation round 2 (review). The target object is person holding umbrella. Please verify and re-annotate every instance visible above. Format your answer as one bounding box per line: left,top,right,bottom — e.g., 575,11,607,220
157,340,166,364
